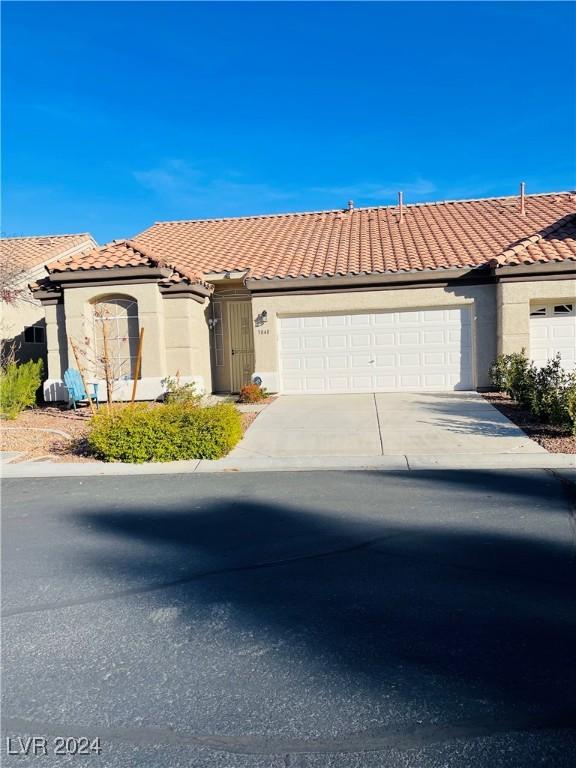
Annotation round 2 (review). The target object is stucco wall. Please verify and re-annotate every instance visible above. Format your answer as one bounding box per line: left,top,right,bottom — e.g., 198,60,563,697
497,278,576,356
251,283,497,392
43,282,212,400
163,296,212,392
1,262,49,367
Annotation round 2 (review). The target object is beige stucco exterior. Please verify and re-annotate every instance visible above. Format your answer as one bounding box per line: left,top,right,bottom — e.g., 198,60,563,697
497,278,576,355
43,281,212,401
1,263,50,368
39,271,575,400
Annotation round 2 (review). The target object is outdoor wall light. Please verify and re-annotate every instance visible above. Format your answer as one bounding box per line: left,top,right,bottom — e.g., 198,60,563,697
255,310,268,327
208,318,219,329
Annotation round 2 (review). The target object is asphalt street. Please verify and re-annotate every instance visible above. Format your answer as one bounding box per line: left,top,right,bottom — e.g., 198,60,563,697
2,469,576,767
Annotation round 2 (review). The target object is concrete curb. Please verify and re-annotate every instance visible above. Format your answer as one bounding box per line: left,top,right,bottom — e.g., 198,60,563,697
1,452,574,478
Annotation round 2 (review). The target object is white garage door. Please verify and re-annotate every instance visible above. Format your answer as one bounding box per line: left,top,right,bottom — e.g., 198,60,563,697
530,302,576,372
279,307,473,394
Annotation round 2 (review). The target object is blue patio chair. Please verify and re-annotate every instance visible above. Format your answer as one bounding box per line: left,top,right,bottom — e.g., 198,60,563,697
63,369,99,410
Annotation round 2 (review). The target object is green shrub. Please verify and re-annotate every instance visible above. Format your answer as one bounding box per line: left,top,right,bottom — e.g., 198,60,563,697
87,402,242,463
529,355,574,426
489,351,535,406
490,351,576,431
237,383,268,403
161,375,202,406
566,386,576,436
0,359,43,419
488,355,510,392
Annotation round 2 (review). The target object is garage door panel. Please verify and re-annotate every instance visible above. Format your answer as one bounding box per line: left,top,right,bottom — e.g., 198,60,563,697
399,331,419,345
303,336,324,350
374,332,396,346
352,354,373,367
375,353,395,367
422,330,445,344
326,315,347,327
551,324,575,339
399,311,420,324
423,351,445,365
351,334,371,347
374,313,395,326
279,317,300,330
530,305,576,372
350,314,371,326
279,307,473,393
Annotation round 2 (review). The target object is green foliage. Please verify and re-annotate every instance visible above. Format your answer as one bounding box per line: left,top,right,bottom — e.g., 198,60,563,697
161,376,202,406
529,355,575,426
490,351,576,431
0,359,43,419
237,383,269,403
87,402,242,463
566,387,576,436
490,350,536,406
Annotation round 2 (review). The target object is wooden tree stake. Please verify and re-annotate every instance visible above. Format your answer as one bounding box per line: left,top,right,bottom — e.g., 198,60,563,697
130,327,145,405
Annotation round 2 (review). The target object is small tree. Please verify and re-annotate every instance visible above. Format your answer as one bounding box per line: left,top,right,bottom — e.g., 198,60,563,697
72,303,138,411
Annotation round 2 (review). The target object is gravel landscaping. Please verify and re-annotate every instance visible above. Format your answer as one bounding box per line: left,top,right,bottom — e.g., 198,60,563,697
1,404,261,464
483,392,576,454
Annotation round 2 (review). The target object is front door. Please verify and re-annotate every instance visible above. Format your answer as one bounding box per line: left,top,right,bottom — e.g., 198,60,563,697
229,301,255,392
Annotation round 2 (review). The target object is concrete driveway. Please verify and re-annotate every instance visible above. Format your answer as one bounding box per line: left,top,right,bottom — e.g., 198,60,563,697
232,393,546,458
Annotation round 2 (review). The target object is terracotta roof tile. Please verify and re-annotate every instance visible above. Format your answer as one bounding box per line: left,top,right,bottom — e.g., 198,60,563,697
0,233,96,272
47,239,212,289
133,192,576,280
38,193,576,286
491,214,576,267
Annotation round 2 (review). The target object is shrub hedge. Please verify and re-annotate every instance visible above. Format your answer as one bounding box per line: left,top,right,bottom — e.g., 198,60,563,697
489,351,576,434
0,359,43,419
87,402,242,462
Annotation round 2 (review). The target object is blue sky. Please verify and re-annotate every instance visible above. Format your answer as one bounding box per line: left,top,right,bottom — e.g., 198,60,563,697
2,1,575,243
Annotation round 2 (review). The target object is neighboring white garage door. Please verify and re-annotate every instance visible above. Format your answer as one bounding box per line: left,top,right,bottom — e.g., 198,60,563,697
279,307,473,394
530,302,576,372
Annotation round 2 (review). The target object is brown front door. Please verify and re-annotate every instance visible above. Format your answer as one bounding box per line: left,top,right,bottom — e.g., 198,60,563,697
229,301,255,392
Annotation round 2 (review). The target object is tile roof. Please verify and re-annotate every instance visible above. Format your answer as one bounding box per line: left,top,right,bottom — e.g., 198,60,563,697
0,233,96,272
491,214,576,267
48,239,211,288
134,192,576,280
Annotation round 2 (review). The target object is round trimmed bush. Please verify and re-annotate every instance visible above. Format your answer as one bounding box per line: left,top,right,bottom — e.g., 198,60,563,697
87,402,242,463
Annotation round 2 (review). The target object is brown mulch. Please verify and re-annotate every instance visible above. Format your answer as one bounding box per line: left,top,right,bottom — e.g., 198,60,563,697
482,392,576,454
236,394,277,405
1,402,262,463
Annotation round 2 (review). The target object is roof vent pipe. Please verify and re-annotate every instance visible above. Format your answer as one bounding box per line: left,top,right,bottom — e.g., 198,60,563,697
398,191,404,224
347,200,354,212
520,182,526,215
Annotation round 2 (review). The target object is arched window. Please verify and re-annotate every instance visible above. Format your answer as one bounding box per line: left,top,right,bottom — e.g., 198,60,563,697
92,296,140,379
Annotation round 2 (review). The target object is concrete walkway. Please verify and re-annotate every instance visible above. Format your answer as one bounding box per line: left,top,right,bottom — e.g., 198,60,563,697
230,392,547,459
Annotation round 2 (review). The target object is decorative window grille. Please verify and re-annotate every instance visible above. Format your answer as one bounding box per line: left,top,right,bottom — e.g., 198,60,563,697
93,297,140,379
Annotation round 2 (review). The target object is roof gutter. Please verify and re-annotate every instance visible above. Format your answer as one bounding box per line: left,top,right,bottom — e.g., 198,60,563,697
246,266,487,293
493,260,576,278
48,266,174,283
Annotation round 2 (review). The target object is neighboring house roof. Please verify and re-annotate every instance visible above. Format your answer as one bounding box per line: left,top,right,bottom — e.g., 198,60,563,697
48,239,212,289
0,233,97,273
